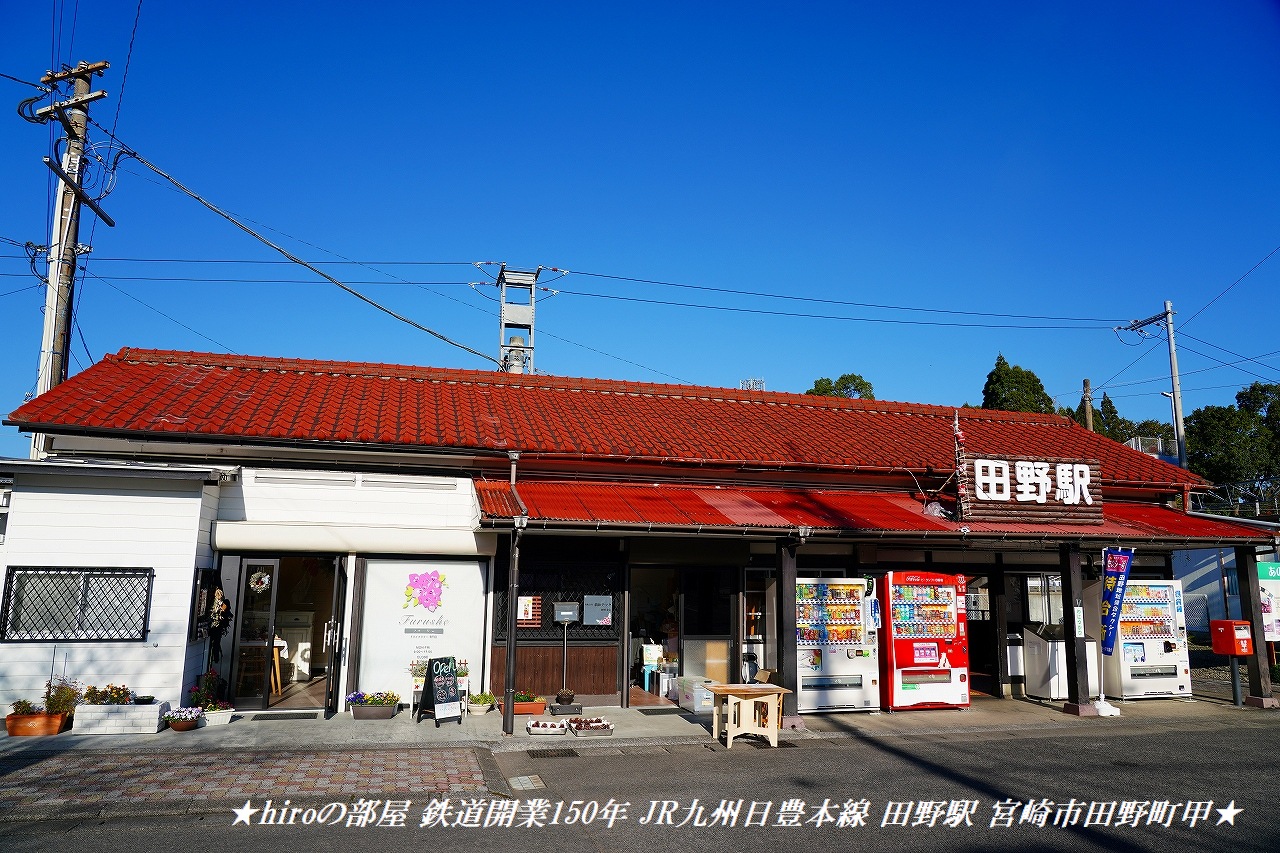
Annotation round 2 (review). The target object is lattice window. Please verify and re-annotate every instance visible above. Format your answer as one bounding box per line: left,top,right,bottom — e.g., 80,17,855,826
1,567,154,642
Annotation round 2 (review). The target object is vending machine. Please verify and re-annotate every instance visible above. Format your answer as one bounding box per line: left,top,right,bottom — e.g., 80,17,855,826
795,577,879,712
1101,579,1191,698
879,571,969,710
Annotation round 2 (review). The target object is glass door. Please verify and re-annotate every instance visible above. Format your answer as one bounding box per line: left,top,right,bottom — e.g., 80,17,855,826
324,559,348,714
232,559,279,709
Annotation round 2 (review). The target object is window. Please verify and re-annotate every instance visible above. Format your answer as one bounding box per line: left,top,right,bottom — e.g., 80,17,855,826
1,567,154,642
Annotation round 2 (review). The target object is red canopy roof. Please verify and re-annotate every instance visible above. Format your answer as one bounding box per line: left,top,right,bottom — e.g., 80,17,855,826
475,480,1271,545
8,348,1200,488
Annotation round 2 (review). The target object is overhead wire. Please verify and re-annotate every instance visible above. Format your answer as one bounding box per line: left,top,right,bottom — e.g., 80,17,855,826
88,118,498,365
526,284,1114,331
563,269,1128,323
81,269,237,353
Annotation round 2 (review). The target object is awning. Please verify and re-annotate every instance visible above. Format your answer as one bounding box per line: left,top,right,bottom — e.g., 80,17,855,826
475,479,1274,546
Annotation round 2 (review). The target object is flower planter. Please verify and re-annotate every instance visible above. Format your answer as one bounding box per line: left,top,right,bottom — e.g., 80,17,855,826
499,700,547,716
168,719,199,732
351,704,396,720
73,702,171,735
4,712,69,737
202,709,235,726
467,703,491,715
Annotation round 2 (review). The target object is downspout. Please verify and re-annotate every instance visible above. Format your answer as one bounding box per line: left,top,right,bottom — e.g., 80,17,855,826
502,451,529,736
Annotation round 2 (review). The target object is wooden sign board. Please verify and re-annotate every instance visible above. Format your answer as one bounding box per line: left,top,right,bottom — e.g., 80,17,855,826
961,456,1104,524
419,656,462,726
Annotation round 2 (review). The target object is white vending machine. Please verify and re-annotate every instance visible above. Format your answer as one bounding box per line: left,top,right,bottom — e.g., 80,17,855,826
1101,579,1192,699
796,577,879,712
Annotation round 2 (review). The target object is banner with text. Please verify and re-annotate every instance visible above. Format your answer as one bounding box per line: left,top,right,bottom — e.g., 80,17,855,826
1100,547,1134,656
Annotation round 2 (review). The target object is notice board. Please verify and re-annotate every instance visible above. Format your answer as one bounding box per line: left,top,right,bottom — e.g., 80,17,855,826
420,656,462,726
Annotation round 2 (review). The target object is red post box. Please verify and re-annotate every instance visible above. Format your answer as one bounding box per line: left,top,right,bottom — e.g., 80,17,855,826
1209,620,1254,656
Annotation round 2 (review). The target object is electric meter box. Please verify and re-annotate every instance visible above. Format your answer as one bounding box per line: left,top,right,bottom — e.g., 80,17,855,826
1209,620,1253,656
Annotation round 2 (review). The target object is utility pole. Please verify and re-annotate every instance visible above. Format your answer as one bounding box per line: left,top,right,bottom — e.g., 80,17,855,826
1081,379,1093,431
33,61,110,404
1120,300,1188,468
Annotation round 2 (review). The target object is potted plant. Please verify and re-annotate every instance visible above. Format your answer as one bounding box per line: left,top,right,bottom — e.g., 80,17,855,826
5,676,83,737
163,707,204,732
468,691,495,715
83,683,133,705
187,668,234,724
75,683,172,735
556,688,576,705
346,690,399,719
498,689,547,716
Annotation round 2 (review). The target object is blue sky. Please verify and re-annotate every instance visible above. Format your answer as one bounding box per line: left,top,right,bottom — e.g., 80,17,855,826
2,2,1279,459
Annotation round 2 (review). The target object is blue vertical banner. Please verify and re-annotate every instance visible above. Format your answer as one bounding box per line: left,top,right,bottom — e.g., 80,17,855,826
1100,547,1134,656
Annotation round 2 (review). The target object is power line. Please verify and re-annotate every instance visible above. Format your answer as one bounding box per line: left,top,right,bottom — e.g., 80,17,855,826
1181,242,1280,329
564,269,1129,323
0,272,477,286
0,71,50,91
81,270,237,353
533,285,1115,331
87,118,499,366
1175,330,1280,381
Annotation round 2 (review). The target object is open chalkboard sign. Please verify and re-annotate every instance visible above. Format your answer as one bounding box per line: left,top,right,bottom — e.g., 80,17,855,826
417,656,463,726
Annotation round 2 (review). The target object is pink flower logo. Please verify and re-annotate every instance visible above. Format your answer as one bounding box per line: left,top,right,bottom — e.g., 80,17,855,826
405,571,446,612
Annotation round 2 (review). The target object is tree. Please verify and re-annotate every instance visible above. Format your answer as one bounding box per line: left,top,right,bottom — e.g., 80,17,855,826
1184,404,1276,486
1095,393,1135,443
806,372,875,400
980,354,1055,413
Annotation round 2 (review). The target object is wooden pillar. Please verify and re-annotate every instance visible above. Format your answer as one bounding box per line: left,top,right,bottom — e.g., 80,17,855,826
991,559,1010,699
775,539,798,716
1235,547,1278,708
1059,543,1097,716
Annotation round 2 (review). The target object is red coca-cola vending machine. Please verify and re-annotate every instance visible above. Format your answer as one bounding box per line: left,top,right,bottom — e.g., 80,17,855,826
879,571,969,710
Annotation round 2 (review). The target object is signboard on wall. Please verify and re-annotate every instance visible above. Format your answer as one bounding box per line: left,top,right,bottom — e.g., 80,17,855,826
961,456,1103,524
357,560,486,702
584,594,613,626
1259,562,1280,643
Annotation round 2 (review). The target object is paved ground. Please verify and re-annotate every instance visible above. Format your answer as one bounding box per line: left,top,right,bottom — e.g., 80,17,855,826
1,680,1274,823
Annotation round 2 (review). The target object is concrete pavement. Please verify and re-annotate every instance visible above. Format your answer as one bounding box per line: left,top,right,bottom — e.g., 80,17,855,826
1,687,1274,823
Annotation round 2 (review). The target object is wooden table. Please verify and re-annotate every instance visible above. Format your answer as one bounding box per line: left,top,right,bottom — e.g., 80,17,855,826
706,683,791,748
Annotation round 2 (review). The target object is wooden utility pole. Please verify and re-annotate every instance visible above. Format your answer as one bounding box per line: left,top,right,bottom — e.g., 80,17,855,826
33,61,110,398
1081,379,1093,431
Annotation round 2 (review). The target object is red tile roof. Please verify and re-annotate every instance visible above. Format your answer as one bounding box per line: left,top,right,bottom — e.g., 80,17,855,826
7,348,1200,487
476,480,1271,544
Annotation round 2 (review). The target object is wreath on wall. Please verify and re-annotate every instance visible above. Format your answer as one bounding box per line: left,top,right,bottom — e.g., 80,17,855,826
249,570,272,595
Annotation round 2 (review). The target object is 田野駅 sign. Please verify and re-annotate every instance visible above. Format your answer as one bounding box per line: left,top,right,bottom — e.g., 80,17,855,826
960,456,1103,524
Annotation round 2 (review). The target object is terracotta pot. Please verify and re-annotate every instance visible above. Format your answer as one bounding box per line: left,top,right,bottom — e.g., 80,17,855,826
351,704,396,720
168,719,199,732
499,700,548,716
4,712,69,737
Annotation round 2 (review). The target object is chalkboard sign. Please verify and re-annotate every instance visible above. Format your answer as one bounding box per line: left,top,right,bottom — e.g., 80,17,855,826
419,656,463,726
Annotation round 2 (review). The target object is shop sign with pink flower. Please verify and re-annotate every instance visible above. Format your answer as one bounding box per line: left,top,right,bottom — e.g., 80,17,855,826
404,569,447,612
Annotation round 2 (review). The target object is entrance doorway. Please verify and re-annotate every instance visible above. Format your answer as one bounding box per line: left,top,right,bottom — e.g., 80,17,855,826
629,565,735,697
230,555,343,711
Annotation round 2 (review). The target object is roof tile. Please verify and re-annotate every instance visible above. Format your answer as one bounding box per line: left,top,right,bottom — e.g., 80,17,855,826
7,348,1202,487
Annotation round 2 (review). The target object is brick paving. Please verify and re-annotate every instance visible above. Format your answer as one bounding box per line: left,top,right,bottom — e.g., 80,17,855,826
0,748,486,814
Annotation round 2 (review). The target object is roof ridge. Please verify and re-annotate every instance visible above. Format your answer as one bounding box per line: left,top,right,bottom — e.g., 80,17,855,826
106,348,1072,423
